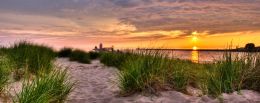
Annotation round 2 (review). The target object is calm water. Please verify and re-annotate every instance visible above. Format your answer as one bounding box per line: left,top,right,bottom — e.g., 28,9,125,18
168,51,225,63
131,49,260,63
158,50,259,63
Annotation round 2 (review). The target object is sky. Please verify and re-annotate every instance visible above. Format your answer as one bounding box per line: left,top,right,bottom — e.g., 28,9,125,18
0,0,260,50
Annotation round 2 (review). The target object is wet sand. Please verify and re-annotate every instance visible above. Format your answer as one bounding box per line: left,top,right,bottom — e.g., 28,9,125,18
56,58,260,103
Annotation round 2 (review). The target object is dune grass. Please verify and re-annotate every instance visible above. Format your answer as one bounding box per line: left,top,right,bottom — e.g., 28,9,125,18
0,54,12,92
58,48,73,57
58,48,99,63
100,50,260,97
118,51,196,94
100,52,132,68
205,52,260,96
69,49,90,64
0,41,74,103
4,41,56,77
15,69,74,103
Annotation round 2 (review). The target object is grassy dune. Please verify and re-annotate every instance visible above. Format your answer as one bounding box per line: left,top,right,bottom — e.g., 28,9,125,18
1,40,259,102
99,50,260,97
4,41,56,77
57,48,99,63
0,41,73,103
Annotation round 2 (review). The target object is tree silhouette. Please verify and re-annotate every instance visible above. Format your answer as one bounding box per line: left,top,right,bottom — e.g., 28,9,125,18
245,43,255,52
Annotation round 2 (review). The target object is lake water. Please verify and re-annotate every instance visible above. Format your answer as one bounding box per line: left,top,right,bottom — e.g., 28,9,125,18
168,51,225,63
155,50,259,63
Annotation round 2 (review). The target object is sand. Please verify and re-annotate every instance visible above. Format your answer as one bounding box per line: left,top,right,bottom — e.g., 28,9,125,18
55,58,260,103
0,58,259,103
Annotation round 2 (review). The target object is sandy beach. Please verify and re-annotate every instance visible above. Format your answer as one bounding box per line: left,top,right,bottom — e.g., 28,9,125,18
55,58,260,103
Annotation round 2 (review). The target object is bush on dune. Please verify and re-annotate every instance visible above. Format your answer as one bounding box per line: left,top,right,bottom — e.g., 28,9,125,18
69,50,90,64
100,52,131,69
89,52,100,60
58,48,73,57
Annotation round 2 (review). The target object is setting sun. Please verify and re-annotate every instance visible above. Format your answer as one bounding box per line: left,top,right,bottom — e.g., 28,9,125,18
193,46,198,50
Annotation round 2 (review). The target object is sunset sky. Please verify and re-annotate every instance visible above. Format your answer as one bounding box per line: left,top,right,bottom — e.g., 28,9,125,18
0,0,260,50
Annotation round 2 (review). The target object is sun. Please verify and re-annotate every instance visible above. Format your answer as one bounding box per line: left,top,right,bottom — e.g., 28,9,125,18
193,46,198,50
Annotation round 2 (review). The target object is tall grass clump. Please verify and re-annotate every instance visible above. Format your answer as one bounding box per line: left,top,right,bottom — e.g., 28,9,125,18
6,41,56,76
167,60,195,91
239,53,260,92
119,51,175,94
117,50,202,95
58,48,73,57
205,52,260,96
69,49,90,64
100,52,131,68
15,69,74,103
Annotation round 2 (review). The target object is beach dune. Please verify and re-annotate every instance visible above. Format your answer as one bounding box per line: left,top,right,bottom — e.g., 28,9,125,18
55,58,260,103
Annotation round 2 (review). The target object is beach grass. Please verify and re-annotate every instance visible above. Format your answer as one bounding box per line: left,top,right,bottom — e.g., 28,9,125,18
0,54,12,92
0,41,73,102
15,69,74,103
5,41,56,77
115,50,194,94
100,50,260,97
69,49,90,64
100,52,132,68
119,51,171,94
58,48,73,57
204,52,260,96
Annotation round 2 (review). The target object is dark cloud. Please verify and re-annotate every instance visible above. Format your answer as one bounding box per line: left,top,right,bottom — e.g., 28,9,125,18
118,0,260,35
125,34,169,40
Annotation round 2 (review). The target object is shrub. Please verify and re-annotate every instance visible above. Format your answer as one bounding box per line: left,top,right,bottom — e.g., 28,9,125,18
89,52,100,60
15,69,74,103
58,48,73,57
100,52,131,68
69,50,90,64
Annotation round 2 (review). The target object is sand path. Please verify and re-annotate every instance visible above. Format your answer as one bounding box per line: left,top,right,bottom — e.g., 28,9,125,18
56,58,260,103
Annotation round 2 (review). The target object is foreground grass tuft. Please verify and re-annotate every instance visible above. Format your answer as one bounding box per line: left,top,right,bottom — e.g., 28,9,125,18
15,69,74,103
205,52,260,96
0,54,12,92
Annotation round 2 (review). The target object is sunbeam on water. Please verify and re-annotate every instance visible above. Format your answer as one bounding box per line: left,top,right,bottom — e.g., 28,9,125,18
191,50,199,63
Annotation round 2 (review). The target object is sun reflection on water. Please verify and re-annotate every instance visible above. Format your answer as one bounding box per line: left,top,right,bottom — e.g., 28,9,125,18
191,50,199,63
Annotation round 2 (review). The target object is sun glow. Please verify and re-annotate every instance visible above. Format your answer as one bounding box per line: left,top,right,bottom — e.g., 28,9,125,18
193,46,198,50
192,36,198,42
